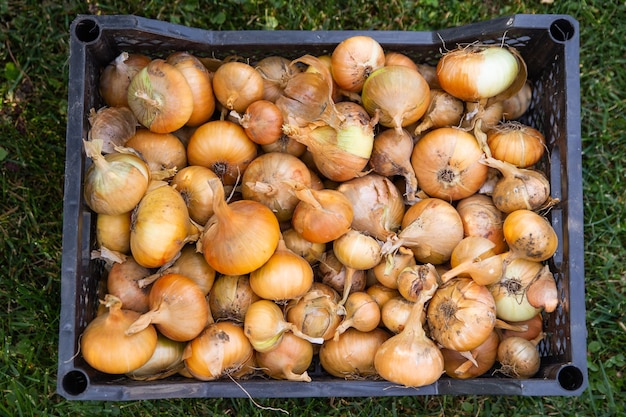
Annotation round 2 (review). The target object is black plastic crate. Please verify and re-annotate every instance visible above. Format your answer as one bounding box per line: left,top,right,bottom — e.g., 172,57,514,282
58,14,586,400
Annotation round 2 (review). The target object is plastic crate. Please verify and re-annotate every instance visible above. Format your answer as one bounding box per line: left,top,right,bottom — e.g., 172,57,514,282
58,14,587,400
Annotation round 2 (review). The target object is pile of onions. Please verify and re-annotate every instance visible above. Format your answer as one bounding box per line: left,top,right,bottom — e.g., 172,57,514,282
83,35,563,388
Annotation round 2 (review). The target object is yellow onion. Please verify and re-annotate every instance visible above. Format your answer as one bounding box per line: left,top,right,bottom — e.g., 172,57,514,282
487,122,545,168
237,99,284,145
186,120,258,185
87,106,137,154
441,330,499,379
125,128,187,175
255,56,302,102
330,35,386,93
199,178,280,276
285,284,344,341
319,328,390,379
384,52,418,70
212,61,264,113
317,251,367,296
126,273,209,342
497,333,543,378
282,228,326,264
170,165,218,226
80,294,157,374
396,263,439,303
99,52,152,108
380,296,414,334
249,238,314,302
208,274,260,323
130,181,199,269
106,256,151,313
361,65,431,134
413,89,464,135
96,211,132,254
500,314,544,342
489,257,544,322
411,127,488,201
333,291,381,340
372,246,416,290
83,139,150,215
127,59,194,133
126,333,186,381
427,277,497,352
503,209,558,262
502,81,533,120
374,281,443,387
526,265,558,313
184,321,254,381
456,193,508,254
337,173,405,241
255,331,314,382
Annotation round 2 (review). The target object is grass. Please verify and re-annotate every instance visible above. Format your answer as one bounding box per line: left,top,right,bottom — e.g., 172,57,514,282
1,0,624,415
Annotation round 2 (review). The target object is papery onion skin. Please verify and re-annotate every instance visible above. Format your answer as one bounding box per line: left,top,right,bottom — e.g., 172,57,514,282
456,194,508,254
331,35,386,93
170,165,218,226
320,327,390,379
125,128,187,173
97,211,132,254
487,122,545,168
361,65,431,133
107,257,152,313
88,106,138,154
255,331,314,382
212,61,264,113
503,209,558,262
184,321,254,381
441,330,499,379
100,52,152,108
126,333,186,381
411,127,488,201
497,335,541,378
208,274,260,323
489,257,543,322
255,56,300,102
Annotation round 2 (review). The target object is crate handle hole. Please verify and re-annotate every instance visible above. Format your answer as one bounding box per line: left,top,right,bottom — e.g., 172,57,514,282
557,365,584,391
549,19,575,43
74,18,101,44
62,370,89,396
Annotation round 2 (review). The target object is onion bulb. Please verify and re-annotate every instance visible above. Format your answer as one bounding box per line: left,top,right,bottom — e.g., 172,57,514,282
320,328,390,379
96,211,132,255
361,65,431,133
255,56,301,102
127,59,193,133
487,122,545,168
500,314,544,342
99,52,151,108
87,106,138,154
199,178,280,276
130,181,199,269
372,246,416,290
330,35,386,93
285,284,344,341
126,333,186,381
244,300,323,353
81,294,157,374
317,251,367,296
106,256,151,313
184,321,254,381
237,99,284,145
456,193,508,254
489,257,543,322
396,263,439,303
255,331,314,382
497,334,544,378
526,265,558,313
282,228,325,264
369,128,420,203
170,165,218,226
503,209,558,262
208,274,260,323
380,296,414,334
427,277,497,352
126,273,209,342
441,330,499,379
83,139,150,215
413,89,464,135
374,280,443,387
333,291,381,340
125,128,187,174
186,120,258,185
411,127,488,201
249,238,314,302
502,81,533,120
212,61,264,113
384,52,418,70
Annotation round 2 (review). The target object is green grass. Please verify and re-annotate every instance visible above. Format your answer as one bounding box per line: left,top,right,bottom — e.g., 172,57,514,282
1,0,624,416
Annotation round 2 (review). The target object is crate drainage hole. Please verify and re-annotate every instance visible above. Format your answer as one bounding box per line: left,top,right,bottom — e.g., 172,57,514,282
549,19,575,42
62,370,89,396
74,18,100,43
558,365,584,391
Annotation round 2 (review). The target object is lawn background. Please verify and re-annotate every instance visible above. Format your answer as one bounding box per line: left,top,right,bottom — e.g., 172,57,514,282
1,0,624,416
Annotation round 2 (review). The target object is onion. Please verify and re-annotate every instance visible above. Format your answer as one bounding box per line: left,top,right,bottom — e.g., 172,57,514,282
361,65,431,134
396,263,439,303
427,277,497,352
170,165,218,226
369,128,419,203
317,251,367,296
212,61,264,113
244,299,323,352
208,274,260,323
127,59,194,133
330,35,386,93
125,128,187,175
126,273,209,342
99,52,151,108
366,284,400,315
184,321,254,381
380,296,414,334
333,291,380,340
413,89,464,135
503,209,558,262
441,330,499,379
411,127,488,201
126,333,186,381
255,331,314,382
497,334,543,378
87,106,137,154
106,256,151,313
487,122,545,168
237,99,284,145
337,173,405,241
502,81,533,120
285,284,343,341
319,328,390,379
186,120,258,185
255,56,301,102
500,314,543,342
489,257,543,322
80,294,157,374
96,211,132,255
456,193,508,254
281,228,325,264
130,181,199,269
83,139,151,215
526,264,558,313
199,178,280,276
372,246,416,290
290,182,353,244
241,152,312,222
249,238,314,302
261,133,307,157
384,52,418,70
374,281,443,387
384,198,463,265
